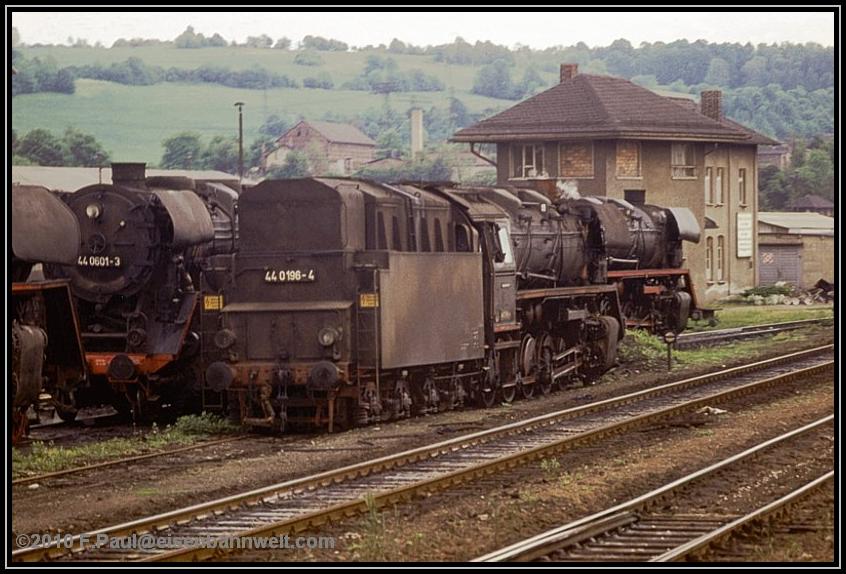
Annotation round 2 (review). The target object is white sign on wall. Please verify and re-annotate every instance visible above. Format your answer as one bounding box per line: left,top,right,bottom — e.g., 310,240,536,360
737,212,753,258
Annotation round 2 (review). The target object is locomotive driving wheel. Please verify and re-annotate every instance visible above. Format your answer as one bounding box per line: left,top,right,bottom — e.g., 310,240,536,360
536,333,555,395
519,334,536,399
477,354,499,408
501,375,518,403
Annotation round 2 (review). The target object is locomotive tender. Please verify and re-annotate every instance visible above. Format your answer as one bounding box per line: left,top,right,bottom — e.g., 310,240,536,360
44,163,239,418
12,185,86,441
205,178,699,432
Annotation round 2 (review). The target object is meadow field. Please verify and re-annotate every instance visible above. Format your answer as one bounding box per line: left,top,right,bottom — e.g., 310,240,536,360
13,46,528,163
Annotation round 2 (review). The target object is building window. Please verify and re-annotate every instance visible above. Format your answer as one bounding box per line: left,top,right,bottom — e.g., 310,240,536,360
738,168,747,205
559,142,594,178
717,235,725,281
616,141,641,178
704,167,713,204
671,143,696,178
511,144,545,178
715,168,724,204
705,237,714,282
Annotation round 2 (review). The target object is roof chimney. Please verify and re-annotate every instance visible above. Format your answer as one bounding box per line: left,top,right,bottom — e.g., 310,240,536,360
560,63,578,82
410,108,424,159
700,90,722,122
111,162,147,188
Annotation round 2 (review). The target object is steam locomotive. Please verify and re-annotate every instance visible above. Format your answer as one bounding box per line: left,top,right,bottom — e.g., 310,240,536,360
204,178,700,432
12,185,86,442
44,164,239,419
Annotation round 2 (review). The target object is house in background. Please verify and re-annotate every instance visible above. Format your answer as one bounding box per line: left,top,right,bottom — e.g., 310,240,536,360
757,143,792,171
789,194,834,217
757,212,834,288
358,108,496,183
451,63,778,302
263,120,376,176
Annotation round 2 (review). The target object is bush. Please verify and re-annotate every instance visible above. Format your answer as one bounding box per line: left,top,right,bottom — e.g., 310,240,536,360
294,51,324,66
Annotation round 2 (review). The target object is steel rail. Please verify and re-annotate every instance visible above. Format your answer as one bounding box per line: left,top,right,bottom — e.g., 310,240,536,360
653,471,834,562
476,415,834,562
12,346,832,562
675,317,833,349
12,435,249,486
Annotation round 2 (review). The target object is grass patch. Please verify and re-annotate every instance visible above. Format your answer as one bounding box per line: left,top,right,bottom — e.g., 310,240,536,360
687,303,833,331
12,412,238,478
618,327,830,372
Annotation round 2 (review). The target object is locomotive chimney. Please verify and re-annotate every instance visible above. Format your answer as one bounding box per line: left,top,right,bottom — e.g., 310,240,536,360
560,63,578,82
111,162,147,188
700,90,722,121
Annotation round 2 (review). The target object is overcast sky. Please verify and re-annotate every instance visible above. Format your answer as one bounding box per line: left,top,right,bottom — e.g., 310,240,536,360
10,11,836,48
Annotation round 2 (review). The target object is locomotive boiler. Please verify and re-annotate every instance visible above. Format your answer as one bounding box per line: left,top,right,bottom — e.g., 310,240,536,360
206,178,636,433
508,190,701,333
12,185,86,442
44,163,238,418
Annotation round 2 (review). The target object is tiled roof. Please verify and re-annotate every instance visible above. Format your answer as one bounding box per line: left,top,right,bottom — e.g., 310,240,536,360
295,120,376,146
791,194,834,209
453,74,775,145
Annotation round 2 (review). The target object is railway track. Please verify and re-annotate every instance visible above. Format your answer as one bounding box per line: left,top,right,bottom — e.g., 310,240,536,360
12,435,250,487
13,345,833,562
476,415,834,562
675,317,833,349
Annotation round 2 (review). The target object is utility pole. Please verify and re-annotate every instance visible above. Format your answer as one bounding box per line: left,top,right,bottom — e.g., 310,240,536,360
234,101,245,180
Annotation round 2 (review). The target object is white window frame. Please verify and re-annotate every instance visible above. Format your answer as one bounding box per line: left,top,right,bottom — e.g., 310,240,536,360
704,167,713,204
671,143,696,179
510,143,545,179
716,235,725,282
715,167,725,205
738,168,747,206
705,236,714,282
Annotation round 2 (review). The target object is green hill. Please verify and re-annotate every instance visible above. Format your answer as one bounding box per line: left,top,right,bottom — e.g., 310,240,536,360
12,46,534,164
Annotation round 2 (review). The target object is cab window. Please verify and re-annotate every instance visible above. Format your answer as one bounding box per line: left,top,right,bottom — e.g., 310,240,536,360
495,223,515,269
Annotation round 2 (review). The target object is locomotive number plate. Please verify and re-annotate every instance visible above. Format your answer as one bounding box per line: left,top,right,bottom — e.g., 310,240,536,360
264,269,316,283
78,255,121,268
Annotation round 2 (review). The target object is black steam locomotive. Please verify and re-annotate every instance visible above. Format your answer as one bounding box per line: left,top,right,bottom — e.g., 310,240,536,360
12,185,86,442
44,164,239,418
204,178,700,432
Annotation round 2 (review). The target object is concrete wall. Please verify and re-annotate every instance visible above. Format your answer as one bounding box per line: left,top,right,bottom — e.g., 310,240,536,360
797,235,835,286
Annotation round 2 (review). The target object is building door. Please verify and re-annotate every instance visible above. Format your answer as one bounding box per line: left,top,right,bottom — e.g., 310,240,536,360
758,244,802,287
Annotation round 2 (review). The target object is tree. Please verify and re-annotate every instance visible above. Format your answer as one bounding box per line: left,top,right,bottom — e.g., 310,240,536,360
796,148,834,201
17,129,65,166
758,165,790,209
201,135,239,173
245,35,273,48
274,37,292,50
12,27,20,47
704,57,731,86
472,59,519,99
267,150,311,179
160,133,203,168
62,128,110,166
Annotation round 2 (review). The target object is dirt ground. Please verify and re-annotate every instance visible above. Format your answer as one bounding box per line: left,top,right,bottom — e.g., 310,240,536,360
232,371,833,562
11,330,833,543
